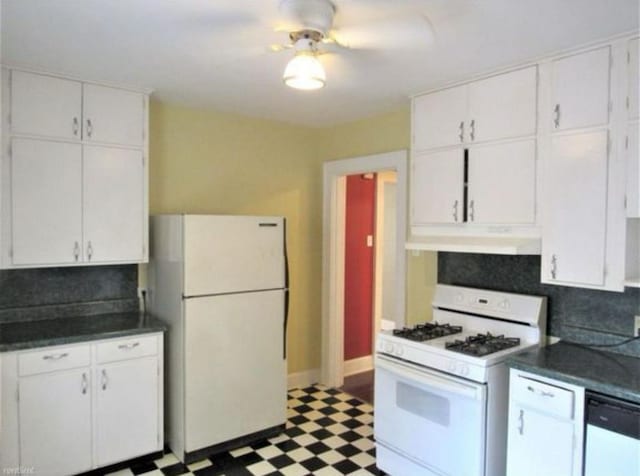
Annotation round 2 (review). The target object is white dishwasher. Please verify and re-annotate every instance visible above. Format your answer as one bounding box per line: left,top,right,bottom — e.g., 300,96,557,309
584,392,640,476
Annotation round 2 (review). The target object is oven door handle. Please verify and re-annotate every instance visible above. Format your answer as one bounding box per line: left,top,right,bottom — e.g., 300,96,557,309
377,355,485,401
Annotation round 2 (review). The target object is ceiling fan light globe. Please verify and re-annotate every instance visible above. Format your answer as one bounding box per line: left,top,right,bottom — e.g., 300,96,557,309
283,53,326,90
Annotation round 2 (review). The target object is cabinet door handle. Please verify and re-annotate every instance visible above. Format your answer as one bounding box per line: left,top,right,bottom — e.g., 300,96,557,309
518,409,524,435
73,117,79,136
73,241,80,262
43,352,69,361
470,119,476,141
553,104,561,128
87,241,93,261
118,342,140,350
86,119,93,138
81,372,88,395
550,254,558,279
452,200,459,222
469,199,475,222
458,121,465,143
101,369,108,391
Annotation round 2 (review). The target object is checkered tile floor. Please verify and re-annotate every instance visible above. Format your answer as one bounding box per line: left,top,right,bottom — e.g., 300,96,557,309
105,385,381,476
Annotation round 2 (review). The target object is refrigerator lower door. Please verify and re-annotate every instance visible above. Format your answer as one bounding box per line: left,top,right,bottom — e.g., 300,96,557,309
184,289,287,452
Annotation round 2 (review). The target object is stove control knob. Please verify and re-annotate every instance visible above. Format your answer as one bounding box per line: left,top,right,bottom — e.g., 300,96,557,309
454,293,464,303
447,361,456,372
384,342,395,354
394,345,404,357
459,364,470,376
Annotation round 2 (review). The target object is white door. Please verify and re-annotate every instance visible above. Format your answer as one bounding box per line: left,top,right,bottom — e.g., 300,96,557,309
375,356,487,476
411,149,464,224
184,290,286,452
413,85,468,150
629,38,639,120
11,138,82,266
95,358,159,467
83,145,145,263
542,130,608,286
507,404,575,476
552,47,611,131
10,70,82,140
83,84,144,146
468,66,538,143
183,215,285,296
19,369,92,475
468,140,536,224
627,123,640,218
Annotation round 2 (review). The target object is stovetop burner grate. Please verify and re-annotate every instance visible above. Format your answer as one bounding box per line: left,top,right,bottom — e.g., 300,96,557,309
444,333,521,357
392,322,463,342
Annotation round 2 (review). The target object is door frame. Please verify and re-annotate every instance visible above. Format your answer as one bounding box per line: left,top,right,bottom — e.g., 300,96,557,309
321,150,407,388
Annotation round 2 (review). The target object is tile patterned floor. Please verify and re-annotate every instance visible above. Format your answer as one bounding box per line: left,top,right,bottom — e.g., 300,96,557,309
105,385,381,476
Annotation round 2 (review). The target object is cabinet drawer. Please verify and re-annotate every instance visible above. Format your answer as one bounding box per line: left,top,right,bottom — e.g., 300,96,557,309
513,375,575,419
19,344,90,376
96,334,158,363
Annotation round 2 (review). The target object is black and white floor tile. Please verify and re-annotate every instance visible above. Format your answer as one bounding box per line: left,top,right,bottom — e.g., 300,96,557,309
105,385,381,476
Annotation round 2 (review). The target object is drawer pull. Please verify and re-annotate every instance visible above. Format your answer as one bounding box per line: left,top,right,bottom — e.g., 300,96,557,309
43,352,69,361
117,342,140,350
81,372,88,395
527,385,555,398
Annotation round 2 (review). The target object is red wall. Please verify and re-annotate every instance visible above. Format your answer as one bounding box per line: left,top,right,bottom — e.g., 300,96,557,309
344,174,376,361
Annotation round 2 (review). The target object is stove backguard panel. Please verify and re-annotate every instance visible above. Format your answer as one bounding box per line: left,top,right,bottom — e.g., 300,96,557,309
0,265,138,322
437,252,640,357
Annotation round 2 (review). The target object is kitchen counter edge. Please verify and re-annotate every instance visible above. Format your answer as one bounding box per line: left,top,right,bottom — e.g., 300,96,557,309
506,341,640,404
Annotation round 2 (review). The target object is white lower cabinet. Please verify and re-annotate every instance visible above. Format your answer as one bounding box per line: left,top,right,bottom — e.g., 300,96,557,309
19,368,93,475
507,370,585,476
1,333,163,475
96,357,160,467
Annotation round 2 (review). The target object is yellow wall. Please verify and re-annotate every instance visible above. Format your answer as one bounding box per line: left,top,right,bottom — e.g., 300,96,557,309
147,100,437,374
316,109,438,325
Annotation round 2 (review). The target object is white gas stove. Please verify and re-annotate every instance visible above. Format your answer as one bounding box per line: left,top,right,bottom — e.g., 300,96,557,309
374,284,547,476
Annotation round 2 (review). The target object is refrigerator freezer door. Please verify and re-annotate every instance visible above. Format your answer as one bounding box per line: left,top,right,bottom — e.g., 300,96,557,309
184,289,287,452
183,215,286,296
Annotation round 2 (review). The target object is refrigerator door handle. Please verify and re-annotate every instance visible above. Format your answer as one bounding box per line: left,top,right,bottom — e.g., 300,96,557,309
283,218,289,360
284,288,290,360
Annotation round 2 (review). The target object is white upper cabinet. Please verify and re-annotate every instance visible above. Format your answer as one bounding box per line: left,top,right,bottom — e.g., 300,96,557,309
1,68,149,268
11,138,83,266
413,66,538,152
10,70,82,140
83,146,145,263
551,47,611,131
628,38,639,120
413,85,468,150
628,124,640,218
468,140,536,224
542,131,608,286
83,84,144,147
411,148,464,224
468,66,538,143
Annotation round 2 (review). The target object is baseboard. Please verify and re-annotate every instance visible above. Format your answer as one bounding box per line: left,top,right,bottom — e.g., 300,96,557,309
343,355,373,377
287,368,320,389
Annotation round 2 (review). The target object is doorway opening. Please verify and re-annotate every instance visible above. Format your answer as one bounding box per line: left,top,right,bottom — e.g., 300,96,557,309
321,151,407,389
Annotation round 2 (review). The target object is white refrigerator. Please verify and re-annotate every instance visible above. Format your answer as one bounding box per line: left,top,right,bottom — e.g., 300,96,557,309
149,214,288,463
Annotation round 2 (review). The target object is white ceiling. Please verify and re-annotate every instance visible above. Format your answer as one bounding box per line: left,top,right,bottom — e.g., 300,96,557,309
2,0,638,127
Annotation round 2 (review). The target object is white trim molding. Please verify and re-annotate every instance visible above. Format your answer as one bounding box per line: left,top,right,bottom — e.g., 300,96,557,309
343,356,374,377
321,150,408,389
287,368,320,390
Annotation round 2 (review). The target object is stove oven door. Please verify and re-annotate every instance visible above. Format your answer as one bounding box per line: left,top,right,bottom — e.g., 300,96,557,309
375,354,488,476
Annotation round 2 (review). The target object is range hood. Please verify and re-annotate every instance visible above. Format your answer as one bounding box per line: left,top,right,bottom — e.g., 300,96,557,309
405,235,541,255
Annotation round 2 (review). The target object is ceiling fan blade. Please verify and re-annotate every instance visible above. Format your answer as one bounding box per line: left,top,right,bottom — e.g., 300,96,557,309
330,14,435,50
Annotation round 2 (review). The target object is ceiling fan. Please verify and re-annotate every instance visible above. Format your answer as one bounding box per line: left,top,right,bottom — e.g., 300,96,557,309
270,0,436,90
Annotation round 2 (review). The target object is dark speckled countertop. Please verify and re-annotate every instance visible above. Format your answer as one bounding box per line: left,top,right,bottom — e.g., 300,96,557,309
507,341,640,404
0,312,167,352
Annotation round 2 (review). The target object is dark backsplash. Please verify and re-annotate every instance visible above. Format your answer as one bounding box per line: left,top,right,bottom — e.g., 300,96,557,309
0,265,138,322
438,253,640,356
